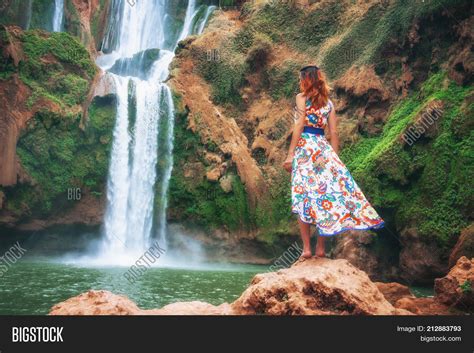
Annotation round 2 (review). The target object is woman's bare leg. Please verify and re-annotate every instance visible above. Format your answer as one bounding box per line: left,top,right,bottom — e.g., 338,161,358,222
315,236,326,258
298,218,312,258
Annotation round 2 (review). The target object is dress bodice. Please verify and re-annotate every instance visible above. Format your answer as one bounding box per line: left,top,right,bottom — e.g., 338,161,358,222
304,99,333,129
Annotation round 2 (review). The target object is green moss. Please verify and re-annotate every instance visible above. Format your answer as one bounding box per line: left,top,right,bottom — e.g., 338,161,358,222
460,280,472,294
265,60,300,100
168,93,251,230
340,72,473,247
322,0,468,79
254,169,293,244
16,29,96,109
0,31,15,80
234,2,344,54
5,96,115,218
194,44,247,108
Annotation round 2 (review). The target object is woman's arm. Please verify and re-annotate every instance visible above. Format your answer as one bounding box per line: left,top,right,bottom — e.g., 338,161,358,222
283,94,306,172
327,103,339,154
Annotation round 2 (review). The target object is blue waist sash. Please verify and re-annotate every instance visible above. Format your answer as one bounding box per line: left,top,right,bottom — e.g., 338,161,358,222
303,126,324,135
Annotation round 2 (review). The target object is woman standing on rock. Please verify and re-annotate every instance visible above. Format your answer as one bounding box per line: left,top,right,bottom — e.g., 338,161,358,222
283,65,384,259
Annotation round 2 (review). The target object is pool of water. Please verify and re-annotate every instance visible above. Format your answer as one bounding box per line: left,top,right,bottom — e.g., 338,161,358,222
0,260,267,315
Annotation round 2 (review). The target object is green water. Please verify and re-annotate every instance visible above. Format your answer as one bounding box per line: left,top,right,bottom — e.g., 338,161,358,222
0,261,266,315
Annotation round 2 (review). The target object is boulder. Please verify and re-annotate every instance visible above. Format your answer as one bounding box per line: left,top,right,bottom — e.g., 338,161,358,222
206,167,222,182
394,297,456,315
231,258,410,315
49,290,232,315
434,256,473,312
399,227,447,284
332,231,380,280
449,224,474,268
375,282,414,305
108,48,161,80
219,174,234,193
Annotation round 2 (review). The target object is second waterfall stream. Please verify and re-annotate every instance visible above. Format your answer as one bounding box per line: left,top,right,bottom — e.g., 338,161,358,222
89,0,216,265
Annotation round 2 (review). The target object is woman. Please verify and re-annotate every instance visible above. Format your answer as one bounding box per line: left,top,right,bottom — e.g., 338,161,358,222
283,65,384,259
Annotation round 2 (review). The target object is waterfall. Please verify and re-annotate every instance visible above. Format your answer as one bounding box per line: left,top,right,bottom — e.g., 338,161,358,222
197,5,216,34
177,0,197,43
52,0,64,32
96,0,215,261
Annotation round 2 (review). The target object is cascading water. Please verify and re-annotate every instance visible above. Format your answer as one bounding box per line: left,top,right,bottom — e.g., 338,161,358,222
52,0,64,32
92,0,215,264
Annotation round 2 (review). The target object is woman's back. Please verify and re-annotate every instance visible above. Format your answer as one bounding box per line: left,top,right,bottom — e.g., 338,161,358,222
304,99,333,129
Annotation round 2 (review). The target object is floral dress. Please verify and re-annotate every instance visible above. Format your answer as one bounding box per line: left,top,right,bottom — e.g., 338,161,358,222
291,99,385,236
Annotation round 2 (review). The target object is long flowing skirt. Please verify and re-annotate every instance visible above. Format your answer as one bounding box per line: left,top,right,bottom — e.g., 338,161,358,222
291,132,385,236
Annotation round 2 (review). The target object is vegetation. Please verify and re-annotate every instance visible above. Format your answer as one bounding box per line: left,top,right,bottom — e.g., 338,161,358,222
1,28,112,219
460,280,472,294
321,0,470,78
168,94,252,231
340,72,473,248
6,96,115,217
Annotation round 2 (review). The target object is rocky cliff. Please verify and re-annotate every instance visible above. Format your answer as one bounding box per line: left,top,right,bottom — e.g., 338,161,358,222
167,0,473,283
0,24,114,228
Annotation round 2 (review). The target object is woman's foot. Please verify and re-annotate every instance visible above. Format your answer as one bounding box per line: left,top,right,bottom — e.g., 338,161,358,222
315,237,326,258
299,250,312,261
314,250,326,258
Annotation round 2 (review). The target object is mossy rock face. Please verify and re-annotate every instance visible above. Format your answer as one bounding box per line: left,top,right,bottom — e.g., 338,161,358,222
340,72,473,248
7,96,116,218
167,93,252,231
15,29,96,109
1,26,112,221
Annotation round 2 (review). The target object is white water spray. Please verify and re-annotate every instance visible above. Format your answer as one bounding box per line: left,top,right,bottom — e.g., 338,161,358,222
91,0,215,264
52,0,64,32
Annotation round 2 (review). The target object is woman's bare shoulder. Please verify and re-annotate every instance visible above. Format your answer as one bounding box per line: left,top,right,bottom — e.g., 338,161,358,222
295,93,306,104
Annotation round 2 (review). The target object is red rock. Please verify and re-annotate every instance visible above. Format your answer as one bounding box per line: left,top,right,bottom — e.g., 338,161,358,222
394,297,458,315
434,256,473,312
230,258,411,315
449,224,474,268
375,282,414,305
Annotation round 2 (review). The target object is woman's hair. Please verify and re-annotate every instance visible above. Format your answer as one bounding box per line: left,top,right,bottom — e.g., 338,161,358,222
299,65,330,109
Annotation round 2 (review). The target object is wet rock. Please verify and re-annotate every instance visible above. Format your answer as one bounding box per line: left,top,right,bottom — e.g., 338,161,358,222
108,48,161,80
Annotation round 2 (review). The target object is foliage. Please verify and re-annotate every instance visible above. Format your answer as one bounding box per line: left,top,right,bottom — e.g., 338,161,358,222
167,94,251,231
340,72,473,247
460,280,472,294
5,96,115,218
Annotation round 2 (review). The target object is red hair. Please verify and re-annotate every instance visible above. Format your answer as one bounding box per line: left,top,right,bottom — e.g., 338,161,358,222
299,66,330,109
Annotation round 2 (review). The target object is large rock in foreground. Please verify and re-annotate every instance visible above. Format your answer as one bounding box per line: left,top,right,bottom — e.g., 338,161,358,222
232,258,409,315
50,258,410,315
